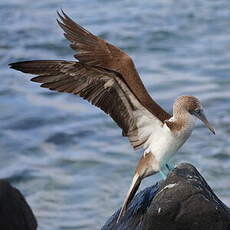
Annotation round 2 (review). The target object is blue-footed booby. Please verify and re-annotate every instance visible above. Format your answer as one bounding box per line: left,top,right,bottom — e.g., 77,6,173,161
9,11,215,223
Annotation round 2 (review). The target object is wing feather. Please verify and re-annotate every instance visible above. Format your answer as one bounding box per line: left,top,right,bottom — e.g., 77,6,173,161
9,61,140,146
57,11,171,122
9,12,172,150
10,60,164,150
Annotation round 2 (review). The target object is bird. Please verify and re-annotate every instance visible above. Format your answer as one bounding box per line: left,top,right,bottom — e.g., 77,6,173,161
9,10,215,223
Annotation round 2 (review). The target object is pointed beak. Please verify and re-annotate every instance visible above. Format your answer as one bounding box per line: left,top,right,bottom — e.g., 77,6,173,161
193,110,215,135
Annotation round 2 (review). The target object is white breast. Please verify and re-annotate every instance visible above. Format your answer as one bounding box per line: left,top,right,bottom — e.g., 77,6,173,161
125,90,195,167
143,116,195,167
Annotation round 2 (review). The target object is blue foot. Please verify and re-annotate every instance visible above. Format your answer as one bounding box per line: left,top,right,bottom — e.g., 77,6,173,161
166,163,171,171
159,170,167,180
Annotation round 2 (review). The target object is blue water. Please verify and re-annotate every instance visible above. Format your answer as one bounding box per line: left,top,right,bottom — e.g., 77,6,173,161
1,0,230,229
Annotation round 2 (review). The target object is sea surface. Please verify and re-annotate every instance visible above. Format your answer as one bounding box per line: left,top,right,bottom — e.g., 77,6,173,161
0,0,230,229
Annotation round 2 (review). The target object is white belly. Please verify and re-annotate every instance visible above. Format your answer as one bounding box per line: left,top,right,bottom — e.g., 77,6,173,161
144,122,193,167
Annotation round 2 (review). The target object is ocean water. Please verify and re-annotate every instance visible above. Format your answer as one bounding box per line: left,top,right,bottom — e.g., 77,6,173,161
0,0,230,229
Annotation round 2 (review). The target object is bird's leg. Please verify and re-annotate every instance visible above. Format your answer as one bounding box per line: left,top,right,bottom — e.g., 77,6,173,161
166,163,171,172
165,162,175,172
159,170,167,179
117,152,159,223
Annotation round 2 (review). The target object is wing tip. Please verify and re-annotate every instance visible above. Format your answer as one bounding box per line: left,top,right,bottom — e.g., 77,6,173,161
8,62,14,69
57,9,64,21
8,62,25,71
56,9,72,24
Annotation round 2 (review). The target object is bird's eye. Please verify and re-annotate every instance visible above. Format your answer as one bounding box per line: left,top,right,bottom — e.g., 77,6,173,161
194,109,201,114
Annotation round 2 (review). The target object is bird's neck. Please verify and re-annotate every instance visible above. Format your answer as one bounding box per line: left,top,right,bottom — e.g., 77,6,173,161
166,109,195,134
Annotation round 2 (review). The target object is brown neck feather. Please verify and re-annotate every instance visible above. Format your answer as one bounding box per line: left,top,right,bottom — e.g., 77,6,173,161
165,119,185,132
166,104,193,132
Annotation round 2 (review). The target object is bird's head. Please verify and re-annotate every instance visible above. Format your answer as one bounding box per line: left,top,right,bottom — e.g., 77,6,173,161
174,95,215,134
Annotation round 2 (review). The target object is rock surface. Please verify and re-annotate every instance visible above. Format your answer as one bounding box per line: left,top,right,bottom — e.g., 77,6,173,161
0,180,37,230
102,163,230,230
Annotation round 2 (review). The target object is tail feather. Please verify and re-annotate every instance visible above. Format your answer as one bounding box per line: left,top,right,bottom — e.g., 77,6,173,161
117,173,141,223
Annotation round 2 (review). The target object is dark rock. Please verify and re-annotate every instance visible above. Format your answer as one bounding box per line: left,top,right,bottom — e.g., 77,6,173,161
0,180,37,230
102,163,230,230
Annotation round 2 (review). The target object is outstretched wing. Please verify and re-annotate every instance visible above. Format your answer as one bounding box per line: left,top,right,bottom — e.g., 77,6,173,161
57,11,171,122
9,60,164,150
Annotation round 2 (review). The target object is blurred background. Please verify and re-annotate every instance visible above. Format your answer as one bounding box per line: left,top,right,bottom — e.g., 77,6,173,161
1,0,230,229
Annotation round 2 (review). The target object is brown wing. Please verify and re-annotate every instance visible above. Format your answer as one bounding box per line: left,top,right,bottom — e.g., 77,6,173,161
57,10,171,122
9,60,140,144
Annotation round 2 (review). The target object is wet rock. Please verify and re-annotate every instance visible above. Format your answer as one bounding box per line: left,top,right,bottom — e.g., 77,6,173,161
0,180,37,230
102,163,230,230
